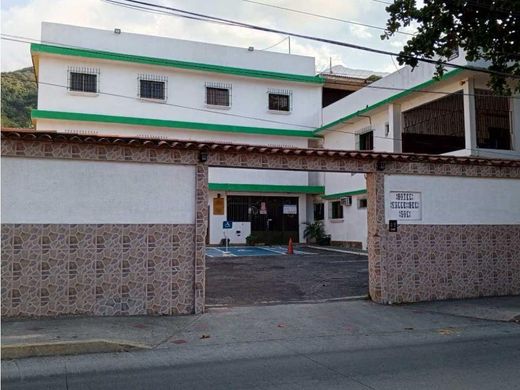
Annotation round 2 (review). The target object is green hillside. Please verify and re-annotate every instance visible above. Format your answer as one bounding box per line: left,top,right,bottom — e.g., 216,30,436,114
1,67,37,128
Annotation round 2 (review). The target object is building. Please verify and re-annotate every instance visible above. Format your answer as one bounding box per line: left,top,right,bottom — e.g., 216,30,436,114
30,22,379,246
315,53,520,249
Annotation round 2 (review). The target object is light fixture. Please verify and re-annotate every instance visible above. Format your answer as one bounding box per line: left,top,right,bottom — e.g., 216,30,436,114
199,150,208,163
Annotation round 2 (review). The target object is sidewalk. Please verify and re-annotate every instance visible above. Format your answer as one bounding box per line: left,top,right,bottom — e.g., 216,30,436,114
2,296,519,360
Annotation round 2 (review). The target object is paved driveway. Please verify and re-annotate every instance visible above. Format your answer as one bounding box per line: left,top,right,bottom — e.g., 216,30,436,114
206,247,368,306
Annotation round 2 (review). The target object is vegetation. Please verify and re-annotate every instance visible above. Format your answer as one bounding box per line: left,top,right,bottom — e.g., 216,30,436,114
1,67,37,128
303,221,326,244
382,0,520,94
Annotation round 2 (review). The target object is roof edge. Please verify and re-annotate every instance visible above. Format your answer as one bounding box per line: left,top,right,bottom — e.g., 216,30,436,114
31,43,324,85
315,68,465,134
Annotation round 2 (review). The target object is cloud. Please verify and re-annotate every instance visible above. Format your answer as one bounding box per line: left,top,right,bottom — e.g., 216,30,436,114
1,0,402,73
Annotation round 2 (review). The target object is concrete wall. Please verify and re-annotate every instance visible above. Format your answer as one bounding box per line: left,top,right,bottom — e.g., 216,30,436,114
1,157,195,224
42,22,316,75
1,140,205,318
384,175,520,225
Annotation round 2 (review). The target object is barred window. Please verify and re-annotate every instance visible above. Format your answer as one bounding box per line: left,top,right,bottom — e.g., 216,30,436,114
269,93,290,111
205,82,231,107
313,203,324,221
268,89,292,112
138,74,167,101
68,67,99,93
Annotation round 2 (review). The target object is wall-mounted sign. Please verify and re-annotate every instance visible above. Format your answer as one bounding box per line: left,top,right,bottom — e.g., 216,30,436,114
213,197,225,215
260,202,267,215
283,204,298,215
389,191,422,221
223,221,233,229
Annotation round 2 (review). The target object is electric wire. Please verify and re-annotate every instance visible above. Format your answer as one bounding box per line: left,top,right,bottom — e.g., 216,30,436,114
2,35,518,158
103,0,520,80
238,0,415,36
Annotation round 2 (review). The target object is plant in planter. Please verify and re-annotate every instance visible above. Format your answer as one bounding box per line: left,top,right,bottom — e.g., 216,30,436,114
246,235,258,246
303,221,326,244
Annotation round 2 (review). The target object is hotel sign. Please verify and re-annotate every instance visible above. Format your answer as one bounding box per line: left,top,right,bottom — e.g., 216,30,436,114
389,191,422,221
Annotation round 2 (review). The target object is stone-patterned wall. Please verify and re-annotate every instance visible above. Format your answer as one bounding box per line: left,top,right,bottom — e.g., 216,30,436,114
1,224,196,317
367,171,520,304
378,225,520,303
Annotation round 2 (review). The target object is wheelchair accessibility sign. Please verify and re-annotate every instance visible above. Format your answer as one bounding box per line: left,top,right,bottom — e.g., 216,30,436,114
223,221,233,229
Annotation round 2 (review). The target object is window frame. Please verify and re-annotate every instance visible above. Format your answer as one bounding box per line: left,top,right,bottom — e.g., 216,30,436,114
137,74,168,102
329,200,344,220
313,202,324,221
357,198,368,209
267,89,292,113
205,82,232,108
357,129,374,151
67,67,100,95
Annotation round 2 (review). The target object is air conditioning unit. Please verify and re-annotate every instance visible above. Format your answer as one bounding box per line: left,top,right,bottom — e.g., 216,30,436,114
340,196,352,206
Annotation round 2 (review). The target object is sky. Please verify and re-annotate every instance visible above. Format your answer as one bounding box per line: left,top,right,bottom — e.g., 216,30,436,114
1,0,414,73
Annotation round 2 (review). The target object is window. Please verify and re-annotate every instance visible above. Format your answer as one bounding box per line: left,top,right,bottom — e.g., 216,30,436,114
138,74,167,101
68,67,99,93
313,203,324,221
268,89,292,112
330,201,343,219
358,131,374,151
358,198,368,209
205,82,231,107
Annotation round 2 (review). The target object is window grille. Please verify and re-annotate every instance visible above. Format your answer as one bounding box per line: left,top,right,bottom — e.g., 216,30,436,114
267,88,292,111
138,74,168,101
67,67,99,93
205,82,232,107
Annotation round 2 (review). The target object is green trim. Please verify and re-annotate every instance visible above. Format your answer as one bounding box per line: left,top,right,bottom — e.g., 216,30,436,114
31,43,324,85
315,68,464,134
321,188,367,200
209,183,325,194
31,109,318,138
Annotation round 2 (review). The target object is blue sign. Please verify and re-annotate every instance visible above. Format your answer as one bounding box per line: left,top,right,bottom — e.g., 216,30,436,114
223,221,233,229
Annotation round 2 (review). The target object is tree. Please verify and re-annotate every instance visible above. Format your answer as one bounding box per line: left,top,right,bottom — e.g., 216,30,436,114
382,0,520,94
1,67,37,128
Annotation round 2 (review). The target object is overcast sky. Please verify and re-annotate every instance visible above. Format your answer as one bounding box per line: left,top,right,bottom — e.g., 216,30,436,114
1,0,414,73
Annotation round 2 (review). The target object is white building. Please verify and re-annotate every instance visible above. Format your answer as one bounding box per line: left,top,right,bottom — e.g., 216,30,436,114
30,23,520,249
316,53,520,249
32,22,329,245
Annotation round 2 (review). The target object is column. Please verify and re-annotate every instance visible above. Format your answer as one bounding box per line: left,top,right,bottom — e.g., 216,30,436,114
463,78,477,153
389,104,402,153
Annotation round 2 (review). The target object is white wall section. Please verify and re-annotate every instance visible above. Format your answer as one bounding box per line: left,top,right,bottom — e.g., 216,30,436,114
384,175,520,225
1,157,196,224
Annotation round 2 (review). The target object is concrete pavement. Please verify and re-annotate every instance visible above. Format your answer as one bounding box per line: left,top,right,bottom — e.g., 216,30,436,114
3,296,520,389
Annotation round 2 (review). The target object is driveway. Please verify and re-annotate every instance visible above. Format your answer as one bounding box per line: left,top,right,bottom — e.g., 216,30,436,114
206,247,368,306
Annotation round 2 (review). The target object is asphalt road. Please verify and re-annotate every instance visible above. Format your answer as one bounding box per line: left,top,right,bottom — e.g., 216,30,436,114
4,331,520,389
206,250,368,306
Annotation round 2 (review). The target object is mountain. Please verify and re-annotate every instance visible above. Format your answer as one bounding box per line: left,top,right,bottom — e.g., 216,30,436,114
1,67,37,128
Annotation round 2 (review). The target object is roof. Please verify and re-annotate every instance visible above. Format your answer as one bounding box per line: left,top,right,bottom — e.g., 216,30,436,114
2,128,519,168
320,65,389,80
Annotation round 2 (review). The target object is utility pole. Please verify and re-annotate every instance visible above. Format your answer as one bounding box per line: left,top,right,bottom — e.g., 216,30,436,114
288,36,291,54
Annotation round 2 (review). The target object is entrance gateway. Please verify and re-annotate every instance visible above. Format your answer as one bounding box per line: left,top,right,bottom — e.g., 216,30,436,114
1,130,519,318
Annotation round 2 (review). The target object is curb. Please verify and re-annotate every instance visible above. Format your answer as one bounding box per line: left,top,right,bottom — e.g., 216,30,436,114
306,245,369,256
1,339,150,360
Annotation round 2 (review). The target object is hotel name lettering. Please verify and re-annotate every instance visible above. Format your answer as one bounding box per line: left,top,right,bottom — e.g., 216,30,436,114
389,191,422,221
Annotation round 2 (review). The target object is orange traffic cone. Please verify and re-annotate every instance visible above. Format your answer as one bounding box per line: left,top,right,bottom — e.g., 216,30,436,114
287,238,294,255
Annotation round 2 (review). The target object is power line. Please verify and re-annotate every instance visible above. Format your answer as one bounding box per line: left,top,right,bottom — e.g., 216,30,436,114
3,34,517,100
238,0,415,36
259,36,289,51
3,36,519,158
104,0,520,80
29,80,520,159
